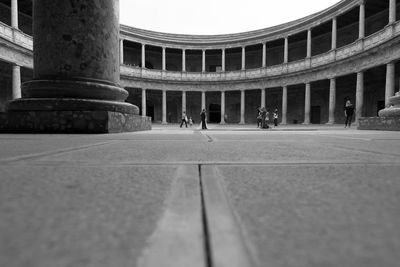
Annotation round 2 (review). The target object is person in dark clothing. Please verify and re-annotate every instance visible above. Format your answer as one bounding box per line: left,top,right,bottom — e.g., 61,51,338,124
200,109,207,130
180,111,188,128
344,100,354,128
256,107,262,128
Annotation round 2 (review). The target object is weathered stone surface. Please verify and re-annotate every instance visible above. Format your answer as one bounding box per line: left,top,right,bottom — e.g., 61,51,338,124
0,111,151,133
358,117,400,131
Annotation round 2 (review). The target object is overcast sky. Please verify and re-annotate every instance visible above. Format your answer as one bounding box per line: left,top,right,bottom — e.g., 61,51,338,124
120,0,341,35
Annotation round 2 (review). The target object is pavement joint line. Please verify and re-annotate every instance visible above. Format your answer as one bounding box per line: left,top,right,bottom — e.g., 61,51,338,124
198,164,214,267
201,165,256,267
0,140,120,163
330,145,400,158
136,165,205,267
6,161,400,167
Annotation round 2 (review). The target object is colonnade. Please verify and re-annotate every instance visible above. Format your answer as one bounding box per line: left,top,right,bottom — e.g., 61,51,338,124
138,61,397,124
121,0,397,72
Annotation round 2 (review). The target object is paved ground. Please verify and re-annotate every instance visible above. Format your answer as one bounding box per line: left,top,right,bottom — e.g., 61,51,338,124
0,124,399,267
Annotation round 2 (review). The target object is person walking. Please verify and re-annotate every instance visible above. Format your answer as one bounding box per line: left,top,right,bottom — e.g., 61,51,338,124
260,107,267,129
256,107,262,128
273,109,279,127
200,109,207,130
180,111,188,128
344,100,354,128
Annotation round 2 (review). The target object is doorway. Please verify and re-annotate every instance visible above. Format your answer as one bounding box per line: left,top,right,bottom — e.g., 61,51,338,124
311,106,321,124
208,104,221,123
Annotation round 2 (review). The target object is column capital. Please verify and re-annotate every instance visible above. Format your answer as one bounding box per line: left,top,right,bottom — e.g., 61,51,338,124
358,0,365,5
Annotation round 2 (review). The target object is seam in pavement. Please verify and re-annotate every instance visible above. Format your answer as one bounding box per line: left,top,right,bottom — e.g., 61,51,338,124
330,145,400,158
199,164,214,267
0,141,119,163
15,161,400,167
200,165,256,267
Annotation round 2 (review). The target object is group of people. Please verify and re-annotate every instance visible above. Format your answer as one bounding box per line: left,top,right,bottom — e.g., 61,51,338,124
179,99,355,129
257,107,279,129
179,109,208,129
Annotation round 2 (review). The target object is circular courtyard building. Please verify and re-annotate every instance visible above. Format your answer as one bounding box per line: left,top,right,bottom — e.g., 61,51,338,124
1,0,400,126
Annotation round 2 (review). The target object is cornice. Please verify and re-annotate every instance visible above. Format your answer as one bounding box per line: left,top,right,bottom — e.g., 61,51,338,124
120,0,357,48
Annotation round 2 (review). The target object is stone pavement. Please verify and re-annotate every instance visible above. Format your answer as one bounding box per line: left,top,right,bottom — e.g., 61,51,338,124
0,125,400,267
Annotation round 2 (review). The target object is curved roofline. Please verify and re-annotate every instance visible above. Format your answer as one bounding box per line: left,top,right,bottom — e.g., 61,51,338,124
120,0,356,45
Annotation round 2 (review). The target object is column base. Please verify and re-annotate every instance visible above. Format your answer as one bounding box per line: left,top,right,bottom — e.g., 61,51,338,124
1,98,151,133
358,117,400,131
0,110,151,133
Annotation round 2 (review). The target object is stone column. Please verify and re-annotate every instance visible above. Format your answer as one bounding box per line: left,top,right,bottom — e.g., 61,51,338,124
220,91,226,124
239,89,245,124
389,0,397,24
162,47,166,71
142,88,147,117
12,64,21,99
385,62,395,106
162,90,167,124
282,86,288,125
201,91,206,110
359,1,365,39
182,49,186,72
356,71,364,122
12,0,137,115
119,39,124,64
202,49,206,72
262,43,266,68
304,83,311,124
284,37,289,63
327,78,336,124
261,88,266,108
11,0,18,29
241,46,246,70
307,29,312,58
182,91,186,113
331,17,337,50
221,49,226,72
142,43,146,68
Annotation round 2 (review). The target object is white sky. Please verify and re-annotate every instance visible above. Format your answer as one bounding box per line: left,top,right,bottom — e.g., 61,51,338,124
120,0,341,35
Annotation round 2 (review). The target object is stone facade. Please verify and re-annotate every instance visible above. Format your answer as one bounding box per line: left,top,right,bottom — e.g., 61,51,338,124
0,111,151,133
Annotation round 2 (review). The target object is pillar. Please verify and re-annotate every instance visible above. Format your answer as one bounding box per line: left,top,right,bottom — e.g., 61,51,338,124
162,90,167,124
220,91,226,124
356,71,364,122
262,43,266,68
239,90,245,124
11,0,18,29
241,46,246,70
119,39,124,64
359,1,365,39
201,91,206,110
385,62,395,106
142,43,146,68
304,83,311,124
389,0,396,24
182,91,186,113
182,49,186,72
202,50,206,72
12,65,21,99
331,17,337,50
5,0,144,133
284,37,289,63
307,29,312,58
261,88,266,108
142,88,147,117
12,0,137,115
221,49,226,72
282,86,288,125
162,47,166,71
327,78,336,124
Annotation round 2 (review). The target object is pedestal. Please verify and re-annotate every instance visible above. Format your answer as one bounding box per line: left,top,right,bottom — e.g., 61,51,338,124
358,92,400,131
